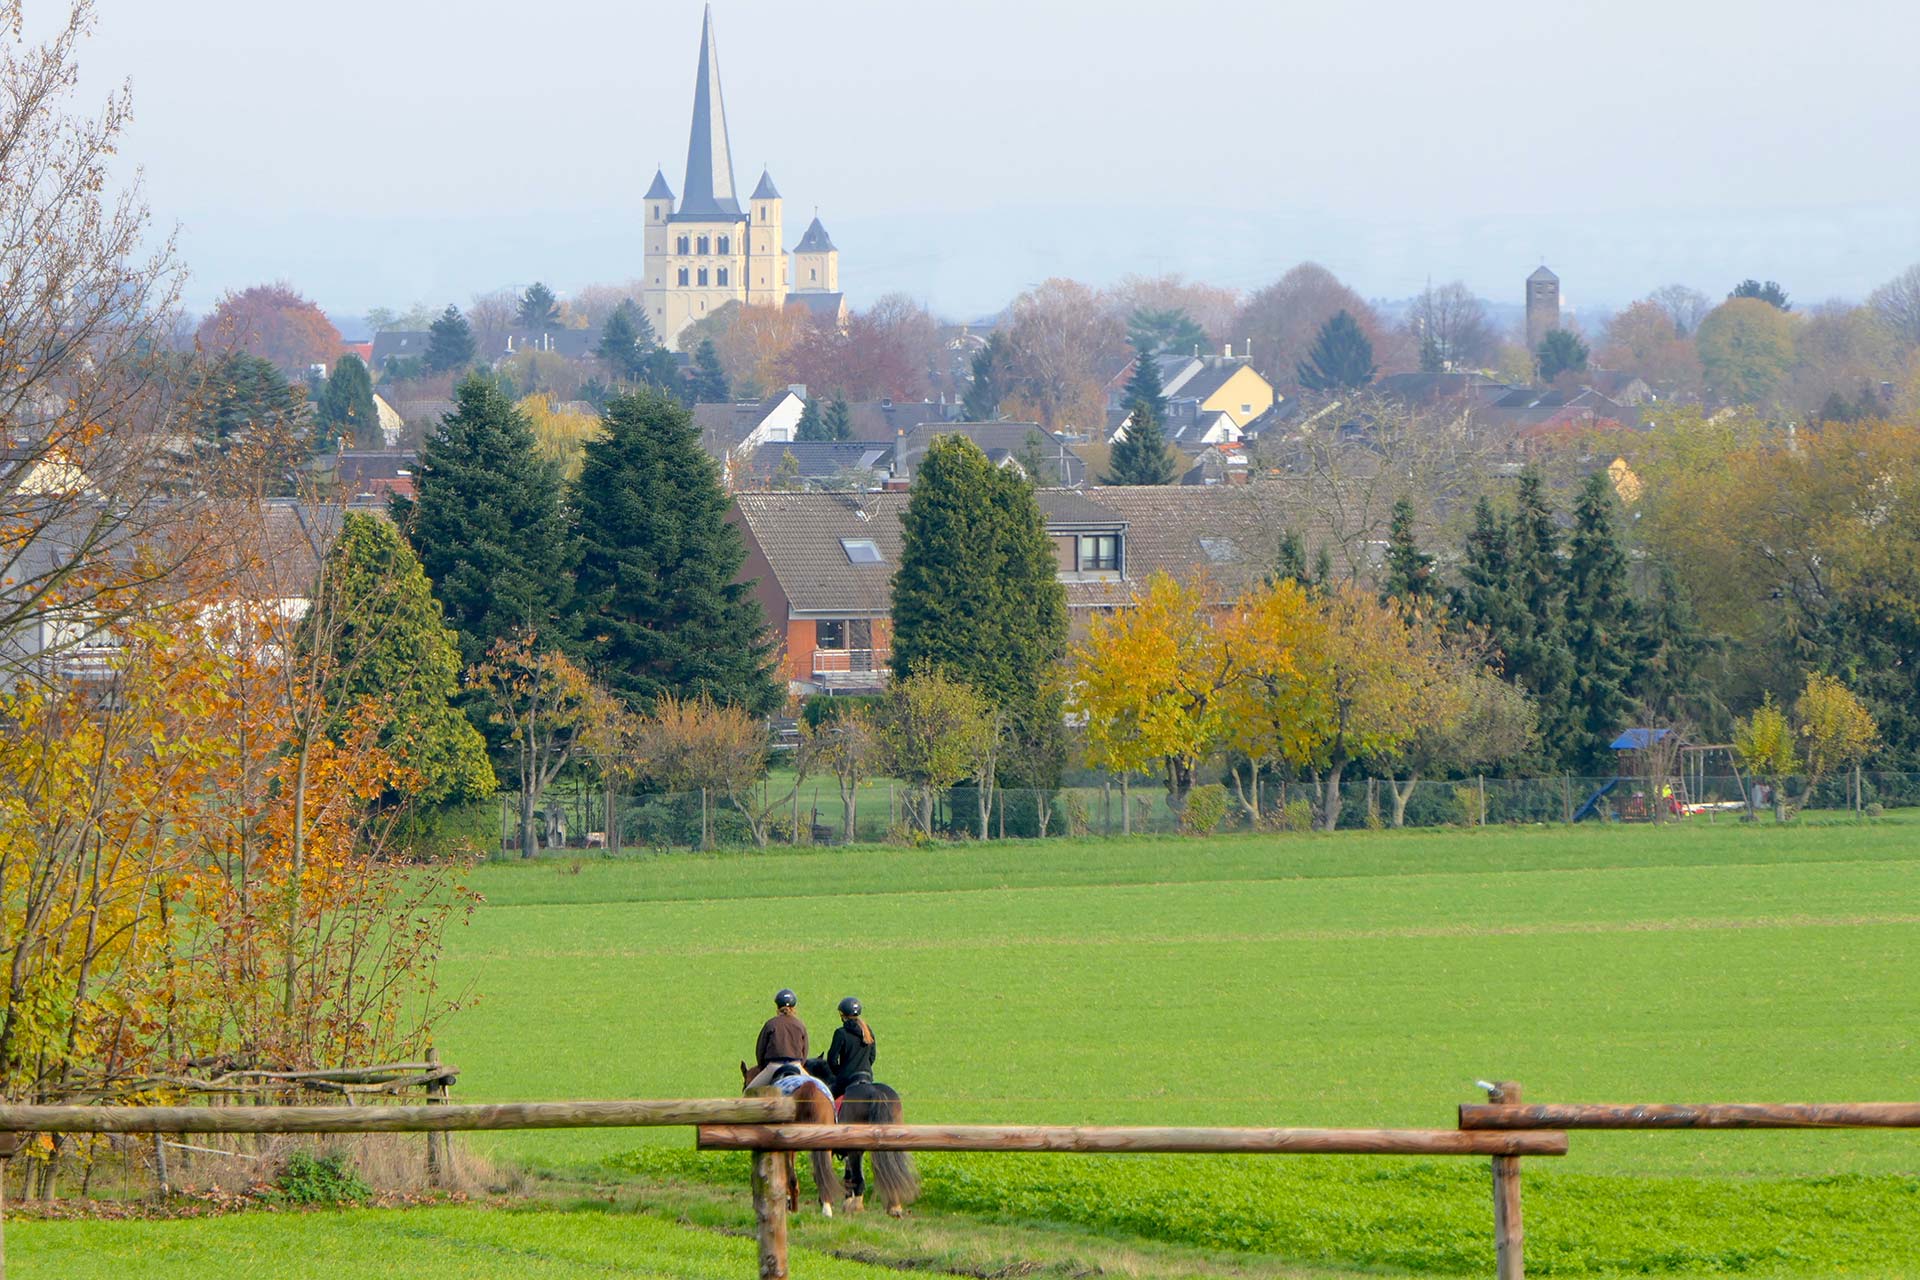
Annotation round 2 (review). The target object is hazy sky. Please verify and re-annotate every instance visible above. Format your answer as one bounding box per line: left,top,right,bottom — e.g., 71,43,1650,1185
62,0,1920,325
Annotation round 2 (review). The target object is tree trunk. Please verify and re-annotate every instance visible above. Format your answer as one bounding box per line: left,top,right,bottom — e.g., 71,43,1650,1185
519,787,538,859
1319,758,1347,832
1390,774,1418,828
1120,775,1130,835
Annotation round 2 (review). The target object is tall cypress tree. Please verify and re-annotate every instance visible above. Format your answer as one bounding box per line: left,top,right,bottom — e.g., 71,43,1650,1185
1296,310,1377,392
1563,472,1636,770
1104,399,1177,485
690,338,729,402
425,304,476,373
891,435,1069,786
572,388,778,713
1122,340,1166,422
962,332,1007,422
1382,497,1435,607
402,374,573,670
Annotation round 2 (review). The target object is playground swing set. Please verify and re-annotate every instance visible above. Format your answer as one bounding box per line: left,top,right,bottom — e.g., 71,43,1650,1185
1571,728,1749,822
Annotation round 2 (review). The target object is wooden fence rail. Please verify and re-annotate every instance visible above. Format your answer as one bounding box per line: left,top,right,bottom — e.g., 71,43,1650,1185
1460,1101,1920,1130
698,1123,1567,1156
0,1097,797,1135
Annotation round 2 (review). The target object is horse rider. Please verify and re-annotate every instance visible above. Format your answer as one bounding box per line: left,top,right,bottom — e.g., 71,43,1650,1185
825,996,876,1098
745,988,809,1088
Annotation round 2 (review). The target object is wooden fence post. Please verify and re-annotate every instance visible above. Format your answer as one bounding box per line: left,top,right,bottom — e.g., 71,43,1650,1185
750,1148,789,1280
425,1047,448,1187
1487,1080,1525,1280
1477,776,1487,827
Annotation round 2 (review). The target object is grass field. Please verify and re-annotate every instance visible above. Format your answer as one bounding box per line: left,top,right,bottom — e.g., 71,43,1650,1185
16,817,1920,1276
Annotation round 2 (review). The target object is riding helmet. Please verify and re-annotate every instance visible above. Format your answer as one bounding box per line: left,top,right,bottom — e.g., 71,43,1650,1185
775,988,797,1008
837,996,861,1018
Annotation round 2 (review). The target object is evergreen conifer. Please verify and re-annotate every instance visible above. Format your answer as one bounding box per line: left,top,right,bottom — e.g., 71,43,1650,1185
821,396,853,441
402,374,573,670
962,332,1007,422
425,304,476,373
690,338,729,402
572,388,779,713
1503,469,1577,767
1122,340,1166,422
596,301,643,380
1536,328,1590,381
1104,399,1177,485
517,281,560,327
319,353,379,448
1382,498,1435,606
1564,472,1636,769
794,396,826,441
1296,310,1377,391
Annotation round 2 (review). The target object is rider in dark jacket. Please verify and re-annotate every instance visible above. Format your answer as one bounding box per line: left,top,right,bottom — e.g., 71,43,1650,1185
746,989,808,1088
825,996,876,1096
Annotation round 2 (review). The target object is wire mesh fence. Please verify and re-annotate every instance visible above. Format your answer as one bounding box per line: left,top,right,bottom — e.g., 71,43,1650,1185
489,767,1912,856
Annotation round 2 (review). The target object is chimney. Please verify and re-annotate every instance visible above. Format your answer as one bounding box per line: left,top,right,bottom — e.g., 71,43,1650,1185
789,383,807,399
1223,342,1231,358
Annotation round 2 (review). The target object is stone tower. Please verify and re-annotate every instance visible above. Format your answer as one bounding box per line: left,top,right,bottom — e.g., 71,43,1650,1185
1525,265,1561,352
745,169,785,307
791,216,839,294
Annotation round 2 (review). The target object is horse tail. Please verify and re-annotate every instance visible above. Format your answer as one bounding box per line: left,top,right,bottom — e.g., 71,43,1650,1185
868,1086,920,1209
800,1083,843,1205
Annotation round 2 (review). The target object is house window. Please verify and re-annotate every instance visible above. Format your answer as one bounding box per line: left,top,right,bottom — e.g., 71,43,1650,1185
1077,534,1120,572
696,235,710,254
840,538,883,564
718,235,731,254
697,268,709,286
717,268,729,286
676,235,690,254
817,620,847,650
1242,403,1252,414
677,268,689,286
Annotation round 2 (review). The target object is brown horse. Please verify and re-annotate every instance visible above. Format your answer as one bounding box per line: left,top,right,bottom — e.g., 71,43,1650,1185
739,1062,843,1215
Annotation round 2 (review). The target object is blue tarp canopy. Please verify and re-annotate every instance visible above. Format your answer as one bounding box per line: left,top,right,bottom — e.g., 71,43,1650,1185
1611,728,1674,750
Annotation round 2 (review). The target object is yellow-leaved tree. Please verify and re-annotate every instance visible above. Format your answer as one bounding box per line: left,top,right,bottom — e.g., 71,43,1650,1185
1733,673,1876,820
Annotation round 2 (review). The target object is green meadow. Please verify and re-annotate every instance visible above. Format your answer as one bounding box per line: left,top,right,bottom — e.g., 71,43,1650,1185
18,818,1920,1276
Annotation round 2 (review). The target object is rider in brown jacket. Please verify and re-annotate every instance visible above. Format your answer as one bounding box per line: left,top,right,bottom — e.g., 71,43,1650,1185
745,989,808,1088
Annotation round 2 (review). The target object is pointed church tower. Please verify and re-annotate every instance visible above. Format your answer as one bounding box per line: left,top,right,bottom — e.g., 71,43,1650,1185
746,168,786,306
679,4,740,218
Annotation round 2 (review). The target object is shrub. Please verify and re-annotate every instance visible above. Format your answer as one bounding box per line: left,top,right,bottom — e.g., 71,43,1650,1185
1181,784,1229,835
272,1151,370,1206
1060,791,1090,837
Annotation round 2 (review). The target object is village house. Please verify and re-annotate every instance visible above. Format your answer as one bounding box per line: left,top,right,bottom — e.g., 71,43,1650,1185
1106,348,1281,447
729,484,1301,696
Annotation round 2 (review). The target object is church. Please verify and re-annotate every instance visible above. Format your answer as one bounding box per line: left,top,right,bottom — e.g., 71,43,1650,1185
642,6,845,349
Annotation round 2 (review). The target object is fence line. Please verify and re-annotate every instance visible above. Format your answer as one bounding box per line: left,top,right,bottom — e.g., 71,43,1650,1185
697,1122,1566,1156
1460,1101,1920,1130
0,1097,796,1134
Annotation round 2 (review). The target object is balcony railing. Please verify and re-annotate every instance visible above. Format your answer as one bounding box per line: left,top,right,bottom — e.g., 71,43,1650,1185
811,647,890,679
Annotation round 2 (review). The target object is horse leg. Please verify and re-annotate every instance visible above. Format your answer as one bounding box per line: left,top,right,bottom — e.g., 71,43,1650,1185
784,1152,798,1213
844,1150,866,1212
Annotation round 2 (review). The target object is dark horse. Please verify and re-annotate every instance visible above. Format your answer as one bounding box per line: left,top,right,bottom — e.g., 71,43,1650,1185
832,1077,920,1217
738,1062,843,1216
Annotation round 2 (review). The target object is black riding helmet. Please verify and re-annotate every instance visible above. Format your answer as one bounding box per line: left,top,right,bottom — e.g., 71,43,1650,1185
775,988,797,1008
837,996,861,1018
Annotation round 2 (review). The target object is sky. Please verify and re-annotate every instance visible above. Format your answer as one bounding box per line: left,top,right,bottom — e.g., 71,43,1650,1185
57,0,1920,327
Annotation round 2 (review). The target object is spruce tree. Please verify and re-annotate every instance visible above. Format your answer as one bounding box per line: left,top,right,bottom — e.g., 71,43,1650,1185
517,281,560,327
1503,469,1577,767
1270,529,1310,585
962,332,1007,422
1104,398,1177,485
1296,310,1377,391
319,352,379,447
794,396,826,441
1122,339,1166,422
572,388,779,713
1452,495,1514,636
425,304,476,373
596,301,643,380
690,338,729,402
1382,498,1435,606
200,353,303,443
1536,328,1589,381
317,513,495,805
890,435,1069,786
1637,561,1724,730
820,396,853,441
403,374,573,670
1563,472,1636,770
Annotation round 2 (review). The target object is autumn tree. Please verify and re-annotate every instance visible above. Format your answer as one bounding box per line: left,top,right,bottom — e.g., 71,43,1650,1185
1233,263,1387,396
1297,309,1377,392
317,352,378,447
1106,274,1240,350
465,289,518,359
644,693,781,848
425,304,477,374
1214,577,1325,820
474,632,596,856
402,375,574,670
1867,263,1920,352
878,670,992,835
1375,665,1536,827
800,703,880,842
1405,281,1496,371
517,281,560,327
1696,298,1795,407
1648,284,1711,336
1597,301,1701,397
1000,278,1128,431
572,389,779,713
518,391,601,482
198,282,341,374
1730,279,1791,310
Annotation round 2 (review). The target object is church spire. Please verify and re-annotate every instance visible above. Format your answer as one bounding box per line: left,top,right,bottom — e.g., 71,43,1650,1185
679,5,740,218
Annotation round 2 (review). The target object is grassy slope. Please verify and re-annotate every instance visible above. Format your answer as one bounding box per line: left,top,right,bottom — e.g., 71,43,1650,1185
20,819,1920,1277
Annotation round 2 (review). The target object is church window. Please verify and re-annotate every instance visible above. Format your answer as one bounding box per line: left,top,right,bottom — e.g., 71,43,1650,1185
718,235,730,254
697,268,709,286
676,235,690,254
677,268,689,286
717,268,729,286
696,235,710,254
809,268,818,282
759,207,767,222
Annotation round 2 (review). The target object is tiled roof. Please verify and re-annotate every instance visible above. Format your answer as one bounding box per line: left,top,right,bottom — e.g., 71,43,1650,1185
786,291,845,323
731,491,908,615
750,168,780,200
742,440,894,483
